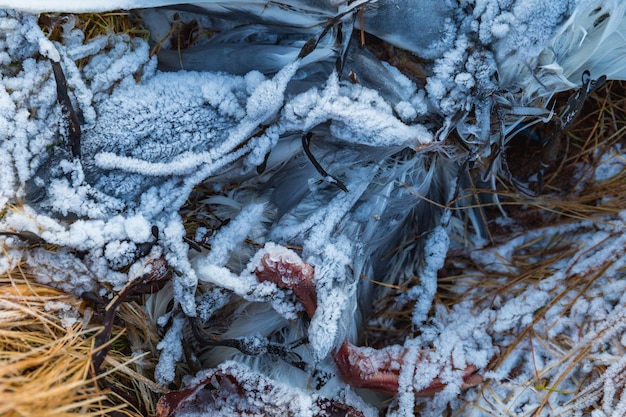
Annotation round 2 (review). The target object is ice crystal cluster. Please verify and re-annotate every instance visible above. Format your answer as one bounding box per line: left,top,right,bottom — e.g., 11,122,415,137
0,0,625,415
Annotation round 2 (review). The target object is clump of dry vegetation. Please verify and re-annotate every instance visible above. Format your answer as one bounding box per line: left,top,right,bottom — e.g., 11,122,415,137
0,259,164,416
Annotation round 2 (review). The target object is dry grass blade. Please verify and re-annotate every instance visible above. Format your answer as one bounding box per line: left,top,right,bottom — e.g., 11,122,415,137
0,260,162,417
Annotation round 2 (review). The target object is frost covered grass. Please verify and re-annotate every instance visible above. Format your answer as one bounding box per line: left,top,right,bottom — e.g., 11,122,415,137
442,214,626,416
428,81,626,416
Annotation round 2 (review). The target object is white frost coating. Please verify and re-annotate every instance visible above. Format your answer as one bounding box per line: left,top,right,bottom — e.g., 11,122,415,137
37,36,60,62
408,225,449,327
392,341,419,417
281,73,433,148
43,300,80,327
155,315,186,385
160,213,199,317
308,238,355,361
25,248,98,296
246,61,299,121
123,214,152,243
470,216,626,415
595,145,626,182
195,254,302,321
204,202,266,267
92,61,298,179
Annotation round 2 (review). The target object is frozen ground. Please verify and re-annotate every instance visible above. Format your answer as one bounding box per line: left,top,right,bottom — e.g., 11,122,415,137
0,1,625,416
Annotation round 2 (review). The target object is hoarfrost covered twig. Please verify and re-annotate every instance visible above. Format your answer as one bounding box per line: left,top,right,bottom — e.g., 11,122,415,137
155,315,186,386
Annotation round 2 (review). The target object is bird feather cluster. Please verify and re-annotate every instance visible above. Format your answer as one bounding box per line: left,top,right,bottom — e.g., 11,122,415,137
0,1,625,415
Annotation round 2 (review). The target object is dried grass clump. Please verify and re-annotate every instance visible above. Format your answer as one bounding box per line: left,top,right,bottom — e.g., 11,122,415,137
39,11,149,44
74,12,150,42
0,263,162,417
499,80,626,225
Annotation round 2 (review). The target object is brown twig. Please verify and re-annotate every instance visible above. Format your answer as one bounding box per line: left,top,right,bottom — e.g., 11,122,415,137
51,60,82,158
